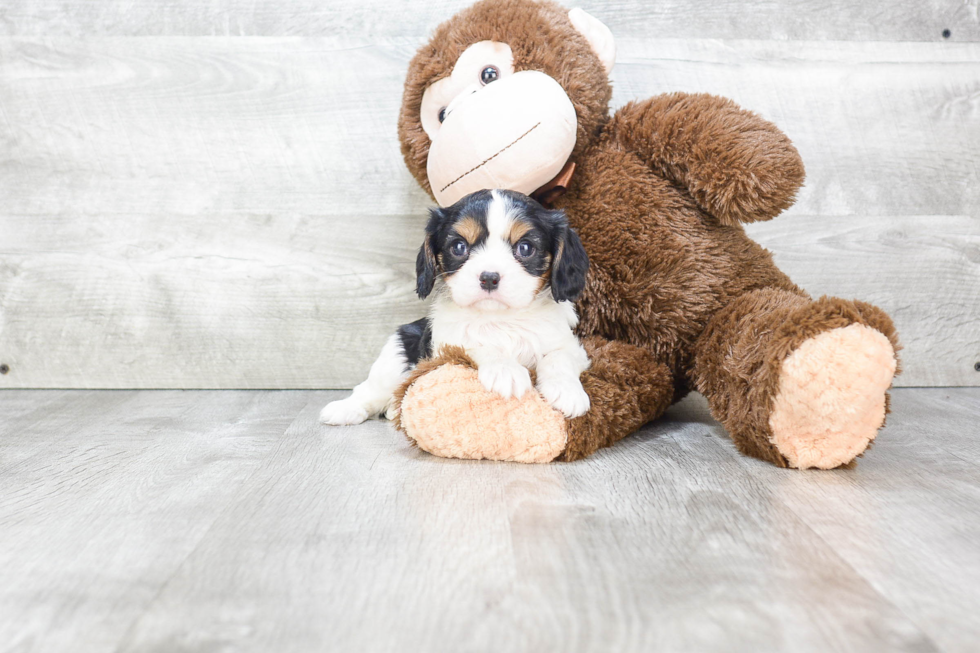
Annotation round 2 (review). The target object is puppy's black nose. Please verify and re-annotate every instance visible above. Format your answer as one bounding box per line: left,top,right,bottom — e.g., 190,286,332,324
479,271,501,291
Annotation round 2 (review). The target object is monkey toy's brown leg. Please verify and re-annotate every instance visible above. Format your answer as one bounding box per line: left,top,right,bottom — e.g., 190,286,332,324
559,337,675,461
692,288,901,469
393,337,675,463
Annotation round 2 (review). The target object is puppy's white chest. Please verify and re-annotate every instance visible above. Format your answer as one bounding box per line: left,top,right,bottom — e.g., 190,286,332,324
431,297,576,368
460,319,544,366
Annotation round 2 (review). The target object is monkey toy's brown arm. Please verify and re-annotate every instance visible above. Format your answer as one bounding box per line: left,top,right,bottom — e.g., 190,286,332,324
606,92,806,226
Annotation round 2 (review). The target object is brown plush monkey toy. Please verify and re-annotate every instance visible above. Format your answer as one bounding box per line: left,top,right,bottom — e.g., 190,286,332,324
392,0,900,469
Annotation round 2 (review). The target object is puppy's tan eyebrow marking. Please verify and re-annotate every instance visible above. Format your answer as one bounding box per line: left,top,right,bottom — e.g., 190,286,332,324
539,254,553,287
507,220,532,244
455,216,483,244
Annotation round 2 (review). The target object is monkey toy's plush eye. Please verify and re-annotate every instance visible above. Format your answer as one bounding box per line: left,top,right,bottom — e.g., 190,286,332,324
516,240,535,258
480,66,499,85
438,107,447,123
451,240,468,256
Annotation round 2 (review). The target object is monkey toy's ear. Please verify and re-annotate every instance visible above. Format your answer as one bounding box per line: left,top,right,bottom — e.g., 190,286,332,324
416,208,444,299
568,8,616,74
550,215,590,303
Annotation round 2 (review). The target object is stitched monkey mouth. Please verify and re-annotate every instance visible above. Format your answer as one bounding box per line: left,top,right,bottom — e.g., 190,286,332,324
438,122,541,194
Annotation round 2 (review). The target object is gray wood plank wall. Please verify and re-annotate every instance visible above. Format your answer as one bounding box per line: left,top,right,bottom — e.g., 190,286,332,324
0,2,978,388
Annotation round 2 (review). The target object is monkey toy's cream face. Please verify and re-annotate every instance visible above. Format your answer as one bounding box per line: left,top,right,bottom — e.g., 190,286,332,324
415,8,616,207
421,41,577,207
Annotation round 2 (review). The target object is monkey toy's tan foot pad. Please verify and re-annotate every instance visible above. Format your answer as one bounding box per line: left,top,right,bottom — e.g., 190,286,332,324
769,324,898,470
393,339,674,464
393,346,565,463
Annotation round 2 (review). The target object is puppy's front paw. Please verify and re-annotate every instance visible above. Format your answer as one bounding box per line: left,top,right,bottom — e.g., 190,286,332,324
320,398,369,426
478,361,533,399
537,378,590,418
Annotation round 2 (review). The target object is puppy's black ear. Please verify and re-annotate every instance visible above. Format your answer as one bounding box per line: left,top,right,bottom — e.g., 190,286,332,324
551,215,589,302
416,208,443,299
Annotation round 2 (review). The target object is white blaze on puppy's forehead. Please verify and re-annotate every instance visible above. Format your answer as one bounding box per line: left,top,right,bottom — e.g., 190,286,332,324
486,190,516,242
470,192,517,265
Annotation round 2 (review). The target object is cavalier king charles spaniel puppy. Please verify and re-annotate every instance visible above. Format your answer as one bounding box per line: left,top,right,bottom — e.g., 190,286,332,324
320,189,591,425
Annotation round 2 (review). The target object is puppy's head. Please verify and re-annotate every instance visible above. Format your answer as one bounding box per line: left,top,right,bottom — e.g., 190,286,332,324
416,189,589,310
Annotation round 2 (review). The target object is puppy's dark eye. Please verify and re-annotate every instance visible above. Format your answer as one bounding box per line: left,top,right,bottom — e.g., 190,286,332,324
438,107,447,123
451,240,468,257
480,66,499,85
516,241,535,258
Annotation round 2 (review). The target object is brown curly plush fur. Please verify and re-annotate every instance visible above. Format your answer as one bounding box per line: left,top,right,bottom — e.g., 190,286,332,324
558,337,674,462
393,0,900,466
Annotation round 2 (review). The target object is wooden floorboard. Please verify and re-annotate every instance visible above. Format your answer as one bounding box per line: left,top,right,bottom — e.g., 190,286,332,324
0,390,313,652
1,388,978,651
2,211,973,389
668,389,980,653
1,37,977,388
2,38,976,220
1,0,976,42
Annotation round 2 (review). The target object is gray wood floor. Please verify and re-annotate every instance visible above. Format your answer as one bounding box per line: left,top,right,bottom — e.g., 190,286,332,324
1,388,978,652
